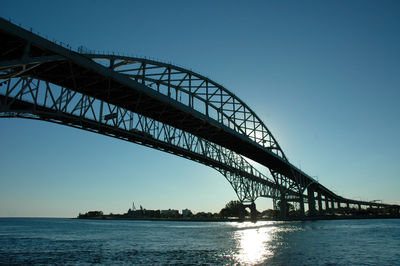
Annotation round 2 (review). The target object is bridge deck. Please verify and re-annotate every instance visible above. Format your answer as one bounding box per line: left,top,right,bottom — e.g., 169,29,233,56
0,18,394,209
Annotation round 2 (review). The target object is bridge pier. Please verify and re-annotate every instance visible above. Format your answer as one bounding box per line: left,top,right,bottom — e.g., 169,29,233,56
242,202,258,222
249,202,258,222
299,194,305,218
279,193,287,218
238,206,246,221
325,196,330,212
338,201,343,213
307,187,316,216
317,192,323,214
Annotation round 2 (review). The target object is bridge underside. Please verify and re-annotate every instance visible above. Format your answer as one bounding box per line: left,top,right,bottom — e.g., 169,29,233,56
0,18,309,190
0,77,289,203
0,18,397,219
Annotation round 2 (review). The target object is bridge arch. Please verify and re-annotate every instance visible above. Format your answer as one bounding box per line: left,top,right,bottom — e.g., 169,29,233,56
0,76,295,203
84,54,298,193
88,54,288,161
1,18,395,218
0,15,303,210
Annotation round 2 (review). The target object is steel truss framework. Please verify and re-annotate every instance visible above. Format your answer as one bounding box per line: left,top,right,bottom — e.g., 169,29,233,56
88,54,300,196
0,18,396,215
0,76,300,202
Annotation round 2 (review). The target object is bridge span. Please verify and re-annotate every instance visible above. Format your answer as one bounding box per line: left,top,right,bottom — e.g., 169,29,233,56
0,18,397,218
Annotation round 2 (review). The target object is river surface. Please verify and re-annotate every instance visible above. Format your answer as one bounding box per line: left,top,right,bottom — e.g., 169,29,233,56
0,218,399,265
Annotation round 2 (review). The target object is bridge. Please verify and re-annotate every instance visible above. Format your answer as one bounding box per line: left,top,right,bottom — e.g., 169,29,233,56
0,18,398,219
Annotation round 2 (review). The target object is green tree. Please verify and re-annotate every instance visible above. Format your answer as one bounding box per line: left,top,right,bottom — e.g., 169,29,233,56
220,200,249,218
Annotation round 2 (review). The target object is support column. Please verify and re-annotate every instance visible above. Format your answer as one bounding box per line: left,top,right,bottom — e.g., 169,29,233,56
338,201,343,214
249,202,258,222
279,192,287,219
317,192,323,214
325,196,330,212
307,187,316,216
299,194,305,218
331,199,335,212
239,205,246,221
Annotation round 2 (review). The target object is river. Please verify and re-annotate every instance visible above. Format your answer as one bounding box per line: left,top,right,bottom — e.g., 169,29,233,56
1,218,399,265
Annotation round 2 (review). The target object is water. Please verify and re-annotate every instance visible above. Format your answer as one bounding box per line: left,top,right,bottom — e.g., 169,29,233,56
0,218,399,265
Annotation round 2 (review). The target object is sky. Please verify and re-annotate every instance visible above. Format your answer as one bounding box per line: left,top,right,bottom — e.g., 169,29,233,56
0,1,399,217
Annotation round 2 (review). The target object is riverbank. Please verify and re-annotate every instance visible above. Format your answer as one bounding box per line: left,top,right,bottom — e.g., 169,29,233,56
76,213,400,222
76,214,242,222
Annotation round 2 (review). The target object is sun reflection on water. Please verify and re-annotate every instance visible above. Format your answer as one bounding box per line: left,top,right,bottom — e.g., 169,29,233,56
232,221,276,265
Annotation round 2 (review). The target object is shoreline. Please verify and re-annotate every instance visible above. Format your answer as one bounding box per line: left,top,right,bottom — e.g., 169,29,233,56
76,214,400,222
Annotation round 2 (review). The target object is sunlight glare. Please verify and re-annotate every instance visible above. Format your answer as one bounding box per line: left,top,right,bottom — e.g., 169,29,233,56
234,223,274,264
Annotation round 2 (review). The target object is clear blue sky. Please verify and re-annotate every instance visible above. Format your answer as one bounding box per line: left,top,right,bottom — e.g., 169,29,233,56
0,1,399,217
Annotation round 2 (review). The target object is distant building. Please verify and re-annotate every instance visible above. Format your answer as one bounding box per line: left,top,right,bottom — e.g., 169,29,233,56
87,211,103,216
143,209,161,217
182,209,193,216
125,208,144,217
125,208,160,218
78,211,103,218
161,209,179,215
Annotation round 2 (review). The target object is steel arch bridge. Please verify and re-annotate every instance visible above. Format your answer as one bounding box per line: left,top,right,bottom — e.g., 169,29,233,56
0,18,396,218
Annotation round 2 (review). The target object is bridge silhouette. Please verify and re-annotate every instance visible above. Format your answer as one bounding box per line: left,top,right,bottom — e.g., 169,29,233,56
0,18,397,219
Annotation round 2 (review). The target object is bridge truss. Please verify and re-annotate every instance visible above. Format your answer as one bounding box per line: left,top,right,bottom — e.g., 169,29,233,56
0,75,295,203
0,18,397,217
